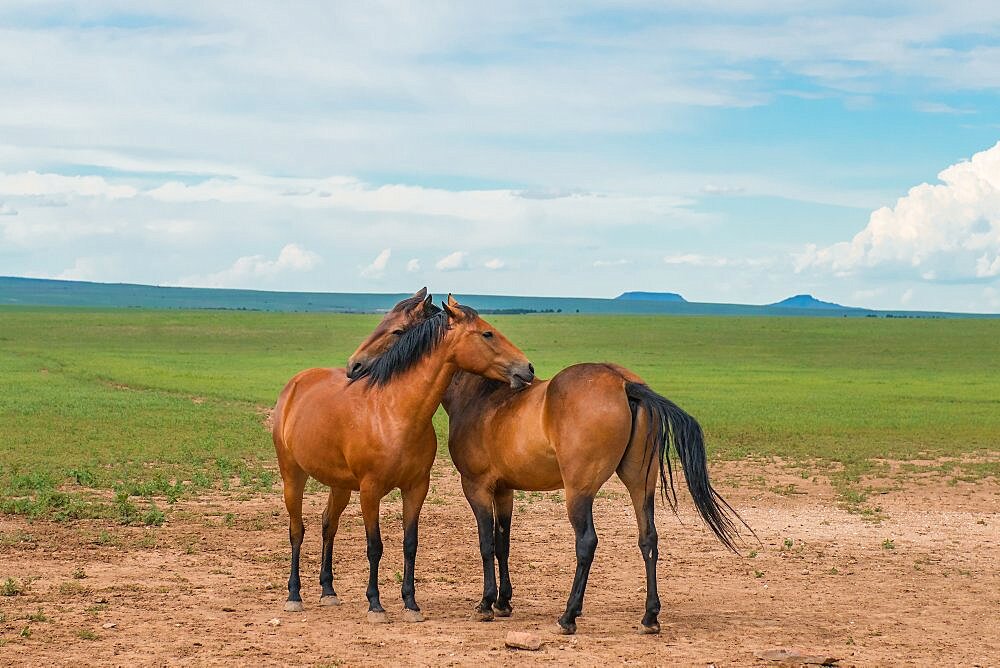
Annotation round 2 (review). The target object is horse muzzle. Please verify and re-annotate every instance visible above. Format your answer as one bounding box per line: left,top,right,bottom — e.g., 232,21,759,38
508,362,535,389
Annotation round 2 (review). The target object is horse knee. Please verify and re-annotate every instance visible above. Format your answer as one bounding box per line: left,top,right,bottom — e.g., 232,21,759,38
576,530,598,562
367,535,383,562
639,530,658,559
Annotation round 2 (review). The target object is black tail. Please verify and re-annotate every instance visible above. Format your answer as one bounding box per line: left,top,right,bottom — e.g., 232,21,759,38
625,381,754,553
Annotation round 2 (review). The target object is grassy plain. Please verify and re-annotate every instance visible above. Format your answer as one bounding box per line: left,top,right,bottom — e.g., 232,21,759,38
1,306,998,520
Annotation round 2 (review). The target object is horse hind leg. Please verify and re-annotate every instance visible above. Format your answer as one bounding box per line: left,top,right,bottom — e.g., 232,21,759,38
280,466,309,612
319,486,351,606
618,438,662,634
557,491,598,635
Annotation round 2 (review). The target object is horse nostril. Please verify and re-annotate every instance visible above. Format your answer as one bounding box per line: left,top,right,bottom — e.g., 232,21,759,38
350,362,362,375
527,363,535,376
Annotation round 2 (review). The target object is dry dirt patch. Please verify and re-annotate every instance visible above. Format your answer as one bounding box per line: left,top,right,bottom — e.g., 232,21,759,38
1,460,997,666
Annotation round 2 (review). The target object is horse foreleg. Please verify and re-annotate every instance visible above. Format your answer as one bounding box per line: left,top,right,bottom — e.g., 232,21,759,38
400,479,429,622
493,488,514,617
319,486,351,605
462,477,498,621
359,484,387,623
280,467,308,612
558,493,598,635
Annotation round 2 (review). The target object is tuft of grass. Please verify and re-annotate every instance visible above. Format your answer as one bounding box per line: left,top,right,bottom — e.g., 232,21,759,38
72,567,87,579
20,626,32,638
882,539,896,550
26,608,49,622
143,500,165,526
2,577,24,596
753,570,764,579
76,629,98,641
58,581,91,596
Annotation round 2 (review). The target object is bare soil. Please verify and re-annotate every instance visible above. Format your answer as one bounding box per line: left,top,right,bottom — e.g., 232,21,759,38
1,460,998,667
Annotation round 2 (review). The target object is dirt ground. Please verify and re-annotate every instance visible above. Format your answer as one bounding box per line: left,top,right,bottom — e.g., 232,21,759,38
1,460,998,667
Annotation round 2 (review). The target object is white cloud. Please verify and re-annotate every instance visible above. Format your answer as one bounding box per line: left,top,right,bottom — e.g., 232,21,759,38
901,288,914,304
56,256,115,282
701,184,746,196
360,248,391,279
0,171,137,199
664,253,730,267
435,251,468,271
180,243,321,288
484,258,505,270
796,141,1000,282
593,259,629,267
915,102,976,115
406,258,421,273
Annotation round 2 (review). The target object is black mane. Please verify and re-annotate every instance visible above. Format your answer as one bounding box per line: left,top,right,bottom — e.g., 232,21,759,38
355,304,477,387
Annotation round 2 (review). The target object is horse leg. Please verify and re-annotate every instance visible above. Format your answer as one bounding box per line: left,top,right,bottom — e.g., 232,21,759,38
359,484,387,623
493,487,514,617
461,477,498,621
400,478,429,622
628,485,661,633
281,466,309,612
557,492,598,635
618,409,662,634
319,486,351,606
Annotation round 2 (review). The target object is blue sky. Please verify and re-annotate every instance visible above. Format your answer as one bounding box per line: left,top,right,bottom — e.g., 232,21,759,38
1,2,1000,311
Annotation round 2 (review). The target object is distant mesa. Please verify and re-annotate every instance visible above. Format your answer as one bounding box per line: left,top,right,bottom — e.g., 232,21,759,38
770,294,846,310
615,291,687,303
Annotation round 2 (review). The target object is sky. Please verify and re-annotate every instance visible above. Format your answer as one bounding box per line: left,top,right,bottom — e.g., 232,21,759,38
1,2,1000,312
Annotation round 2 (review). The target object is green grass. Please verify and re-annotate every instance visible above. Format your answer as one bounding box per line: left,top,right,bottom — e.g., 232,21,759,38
1,306,998,519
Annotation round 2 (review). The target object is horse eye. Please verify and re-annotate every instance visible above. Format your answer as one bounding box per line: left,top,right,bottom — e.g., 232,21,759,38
392,329,404,336
482,331,494,339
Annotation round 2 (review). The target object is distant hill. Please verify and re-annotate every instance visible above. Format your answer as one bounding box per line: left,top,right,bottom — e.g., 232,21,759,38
770,294,846,310
1,276,993,318
615,291,687,303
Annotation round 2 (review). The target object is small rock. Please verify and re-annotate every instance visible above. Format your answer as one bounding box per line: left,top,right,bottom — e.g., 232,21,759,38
754,648,839,665
222,607,237,612
505,630,543,651
101,622,117,629
267,618,281,627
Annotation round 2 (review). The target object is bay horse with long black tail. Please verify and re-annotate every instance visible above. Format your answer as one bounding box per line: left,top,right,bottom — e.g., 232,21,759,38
272,293,533,623
347,295,755,635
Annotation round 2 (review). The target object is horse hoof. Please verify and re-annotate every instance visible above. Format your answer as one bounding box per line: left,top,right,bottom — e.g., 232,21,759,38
367,611,389,624
284,600,304,612
492,604,513,618
638,622,661,635
401,608,424,623
319,595,340,606
552,622,576,636
474,608,494,622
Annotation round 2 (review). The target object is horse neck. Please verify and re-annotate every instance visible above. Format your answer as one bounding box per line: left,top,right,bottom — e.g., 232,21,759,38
442,370,501,416
380,338,460,425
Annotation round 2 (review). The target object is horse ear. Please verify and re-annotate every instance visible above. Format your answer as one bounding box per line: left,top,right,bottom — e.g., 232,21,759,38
422,294,435,314
412,286,427,299
442,300,461,321
446,293,460,307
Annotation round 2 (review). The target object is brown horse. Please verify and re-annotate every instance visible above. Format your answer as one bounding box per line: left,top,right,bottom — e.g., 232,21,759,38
272,294,533,622
348,297,751,635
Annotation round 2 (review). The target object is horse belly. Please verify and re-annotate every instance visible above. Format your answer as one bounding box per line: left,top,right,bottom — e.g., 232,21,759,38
497,437,563,492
